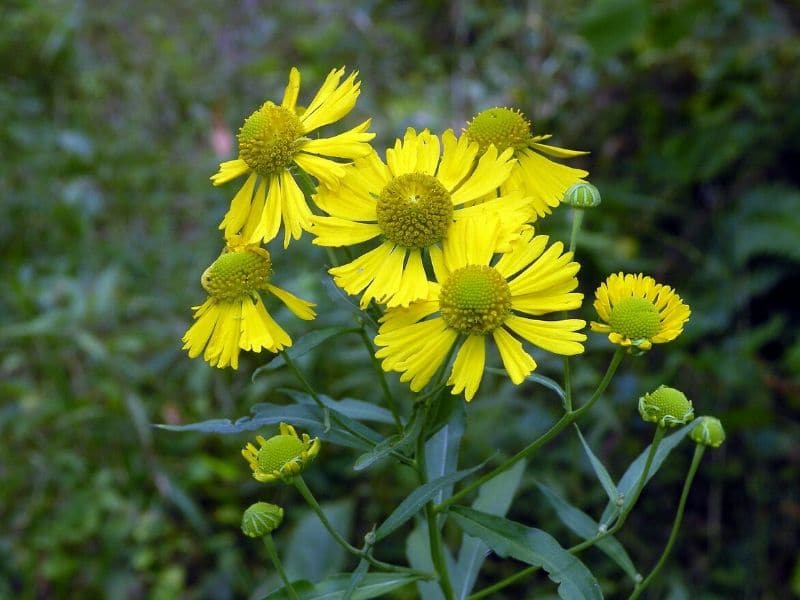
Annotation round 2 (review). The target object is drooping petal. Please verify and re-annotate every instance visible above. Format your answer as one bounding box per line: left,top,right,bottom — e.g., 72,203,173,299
278,170,312,248
220,171,259,238
248,176,280,244
493,327,536,384
390,249,429,308
310,216,382,247
448,334,486,401
504,316,586,356
265,283,316,320
294,152,349,189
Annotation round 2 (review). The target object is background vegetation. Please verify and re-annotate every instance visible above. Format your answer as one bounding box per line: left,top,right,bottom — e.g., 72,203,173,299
2,0,798,597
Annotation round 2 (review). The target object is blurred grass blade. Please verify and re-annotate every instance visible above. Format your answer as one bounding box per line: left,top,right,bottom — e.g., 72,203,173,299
450,506,603,600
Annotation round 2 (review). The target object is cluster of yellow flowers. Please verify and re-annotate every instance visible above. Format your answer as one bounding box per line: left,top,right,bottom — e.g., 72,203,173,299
182,67,690,400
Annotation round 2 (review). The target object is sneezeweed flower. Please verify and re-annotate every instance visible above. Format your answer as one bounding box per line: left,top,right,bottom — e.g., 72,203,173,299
241,502,284,537
311,128,534,308
690,416,726,448
591,273,690,353
211,67,375,248
373,217,586,401
463,107,588,220
242,422,321,484
182,237,316,369
638,385,695,428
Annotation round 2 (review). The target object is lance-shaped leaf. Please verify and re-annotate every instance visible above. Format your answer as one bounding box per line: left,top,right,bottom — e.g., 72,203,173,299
262,572,422,599
450,506,603,600
574,425,619,505
284,389,395,424
253,327,360,377
353,407,424,471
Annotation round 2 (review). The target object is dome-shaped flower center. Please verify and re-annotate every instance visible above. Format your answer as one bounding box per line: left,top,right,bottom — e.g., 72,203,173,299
439,265,512,335
256,434,306,473
639,386,694,427
609,296,661,340
237,102,304,176
201,249,272,301
376,173,453,248
464,107,532,153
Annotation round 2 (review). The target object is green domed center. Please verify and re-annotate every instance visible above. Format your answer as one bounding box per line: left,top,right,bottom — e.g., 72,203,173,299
609,296,661,340
639,386,694,427
464,107,531,153
376,173,453,248
256,435,305,473
439,265,512,335
201,249,272,301
237,102,304,176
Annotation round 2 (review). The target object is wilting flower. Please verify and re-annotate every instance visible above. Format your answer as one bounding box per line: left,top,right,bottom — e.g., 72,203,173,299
211,67,375,247
591,273,690,353
182,238,315,369
242,423,321,484
463,106,588,220
373,217,586,401
311,128,533,308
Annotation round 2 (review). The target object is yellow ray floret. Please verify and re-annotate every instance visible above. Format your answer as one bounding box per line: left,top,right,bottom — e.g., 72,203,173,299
373,217,586,401
590,272,690,353
211,67,376,247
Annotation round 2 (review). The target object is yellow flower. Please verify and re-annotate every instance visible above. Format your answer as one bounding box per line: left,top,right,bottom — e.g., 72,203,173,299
590,273,690,352
373,217,586,401
241,423,321,484
211,67,375,248
182,238,316,369
463,107,588,220
310,128,533,308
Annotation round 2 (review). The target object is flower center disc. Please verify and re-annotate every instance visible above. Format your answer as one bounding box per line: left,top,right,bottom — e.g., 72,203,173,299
201,249,273,301
376,173,453,248
439,265,512,335
257,435,305,473
237,102,304,176
609,296,661,340
464,107,531,153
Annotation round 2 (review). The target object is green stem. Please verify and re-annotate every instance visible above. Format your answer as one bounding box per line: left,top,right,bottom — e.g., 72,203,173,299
293,477,423,575
563,356,573,412
263,533,300,600
416,415,456,600
613,425,667,529
569,208,585,254
359,328,403,430
629,444,706,600
437,348,625,512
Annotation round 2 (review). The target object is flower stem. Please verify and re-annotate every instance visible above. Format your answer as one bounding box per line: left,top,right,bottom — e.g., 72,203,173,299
416,414,456,600
569,208,585,254
628,444,706,599
262,533,300,600
436,347,625,513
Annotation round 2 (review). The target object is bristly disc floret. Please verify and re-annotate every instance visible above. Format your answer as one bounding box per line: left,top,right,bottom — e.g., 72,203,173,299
201,247,273,301
439,265,512,335
608,297,661,341
237,101,305,176
464,107,532,153
376,173,454,248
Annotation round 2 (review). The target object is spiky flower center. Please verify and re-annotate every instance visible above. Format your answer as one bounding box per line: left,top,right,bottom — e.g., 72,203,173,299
440,265,512,335
201,249,272,301
464,107,532,153
237,102,304,176
609,297,661,340
639,386,694,427
256,435,306,473
376,173,453,248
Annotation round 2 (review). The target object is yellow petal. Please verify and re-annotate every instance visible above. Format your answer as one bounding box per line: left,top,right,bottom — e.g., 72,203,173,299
493,327,536,384
294,152,348,189
302,119,375,159
386,128,424,176
210,159,250,186
437,129,479,192
448,334,486,401
504,316,586,356
266,283,316,321
450,145,515,205
278,170,312,248
310,216,382,247
250,175,282,244
389,249,429,307
300,68,360,133
220,171,259,238
281,67,301,112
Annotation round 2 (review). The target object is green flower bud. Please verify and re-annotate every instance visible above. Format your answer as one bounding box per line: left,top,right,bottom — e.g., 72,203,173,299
241,502,284,537
563,182,601,208
690,416,726,448
638,385,694,428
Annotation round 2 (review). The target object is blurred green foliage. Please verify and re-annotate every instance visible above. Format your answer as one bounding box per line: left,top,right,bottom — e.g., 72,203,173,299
2,0,798,598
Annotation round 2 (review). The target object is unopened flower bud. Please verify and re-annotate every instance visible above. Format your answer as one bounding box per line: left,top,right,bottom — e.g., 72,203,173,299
563,182,601,208
241,502,284,537
690,416,726,448
638,385,694,428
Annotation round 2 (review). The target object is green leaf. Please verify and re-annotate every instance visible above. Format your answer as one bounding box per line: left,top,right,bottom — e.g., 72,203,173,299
284,499,354,583
454,460,527,599
450,506,603,600
600,422,695,524
405,524,453,600
536,482,639,582
487,367,566,403
574,425,619,505
342,558,369,600
283,390,395,424
252,327,360,378
425,400,466,506
353,406,423,471
374,463,483,541
281,391,386,447
262,573,421,600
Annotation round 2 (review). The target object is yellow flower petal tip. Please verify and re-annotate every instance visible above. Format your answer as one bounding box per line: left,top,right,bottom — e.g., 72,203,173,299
590,272,690,354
